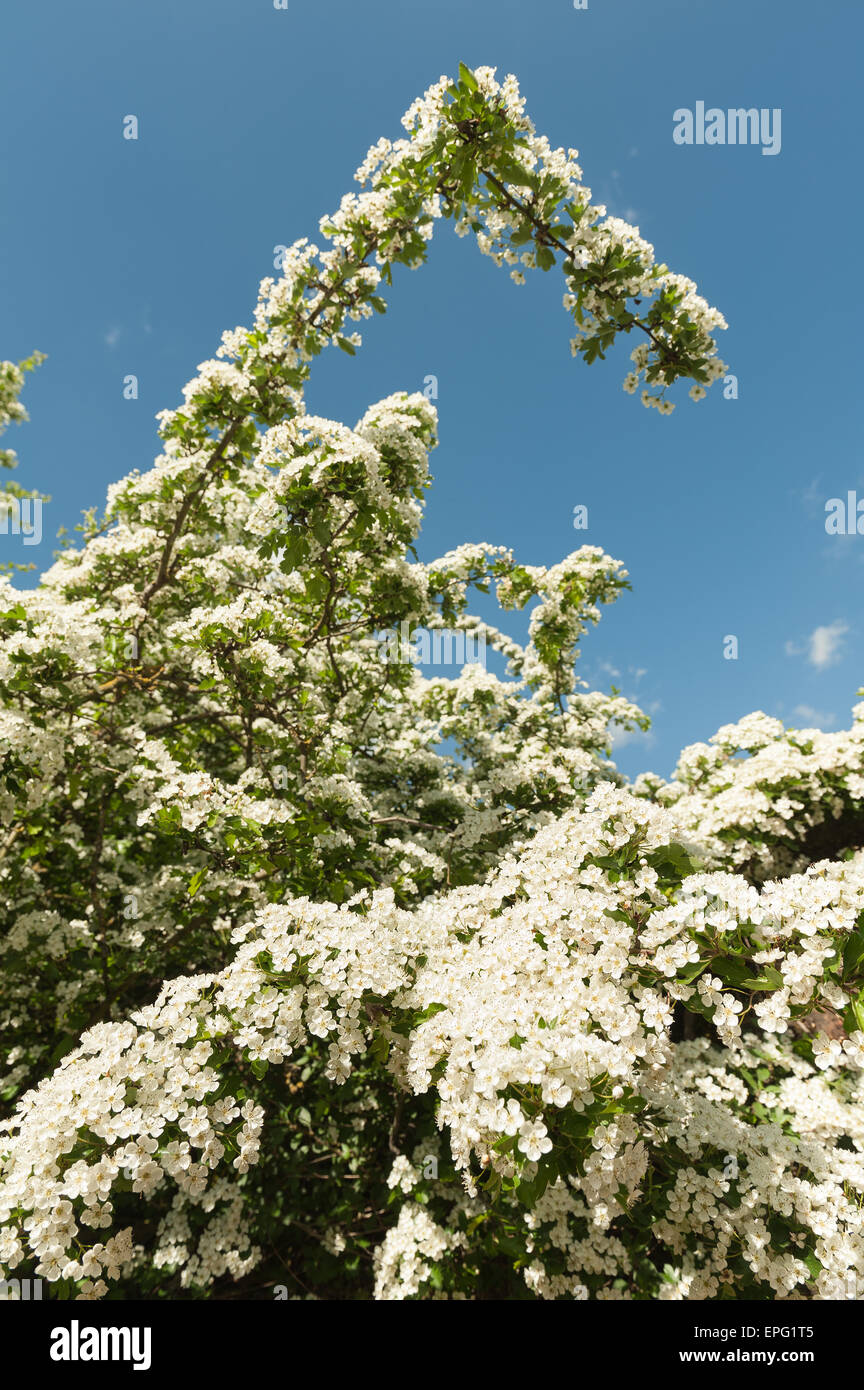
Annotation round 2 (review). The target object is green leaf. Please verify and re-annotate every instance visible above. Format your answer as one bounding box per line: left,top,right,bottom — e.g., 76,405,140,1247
713,957,781,991
843,990,864,1034
187,868,206,898
739,966,784,991
803,1252,822,1281
677,958,710,986
651,843,703,878
842,926,864,978
414,1001,447,1024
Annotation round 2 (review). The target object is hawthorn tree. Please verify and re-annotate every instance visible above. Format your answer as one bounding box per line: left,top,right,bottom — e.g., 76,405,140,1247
1,65,863,1302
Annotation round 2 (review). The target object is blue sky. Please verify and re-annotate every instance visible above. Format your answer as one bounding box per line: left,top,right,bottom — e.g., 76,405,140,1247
1,0,861,780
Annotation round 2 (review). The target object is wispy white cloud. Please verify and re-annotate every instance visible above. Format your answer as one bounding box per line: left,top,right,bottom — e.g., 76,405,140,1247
596,661,646,685
799,476,823,514
786,620,848,669
598,166,640,227
792,704,836,728
609,698,660,751
609,722,655,751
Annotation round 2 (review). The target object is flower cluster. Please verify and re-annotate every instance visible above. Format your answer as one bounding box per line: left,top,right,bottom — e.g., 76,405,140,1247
4,67,862,1301
2,780,864,1298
